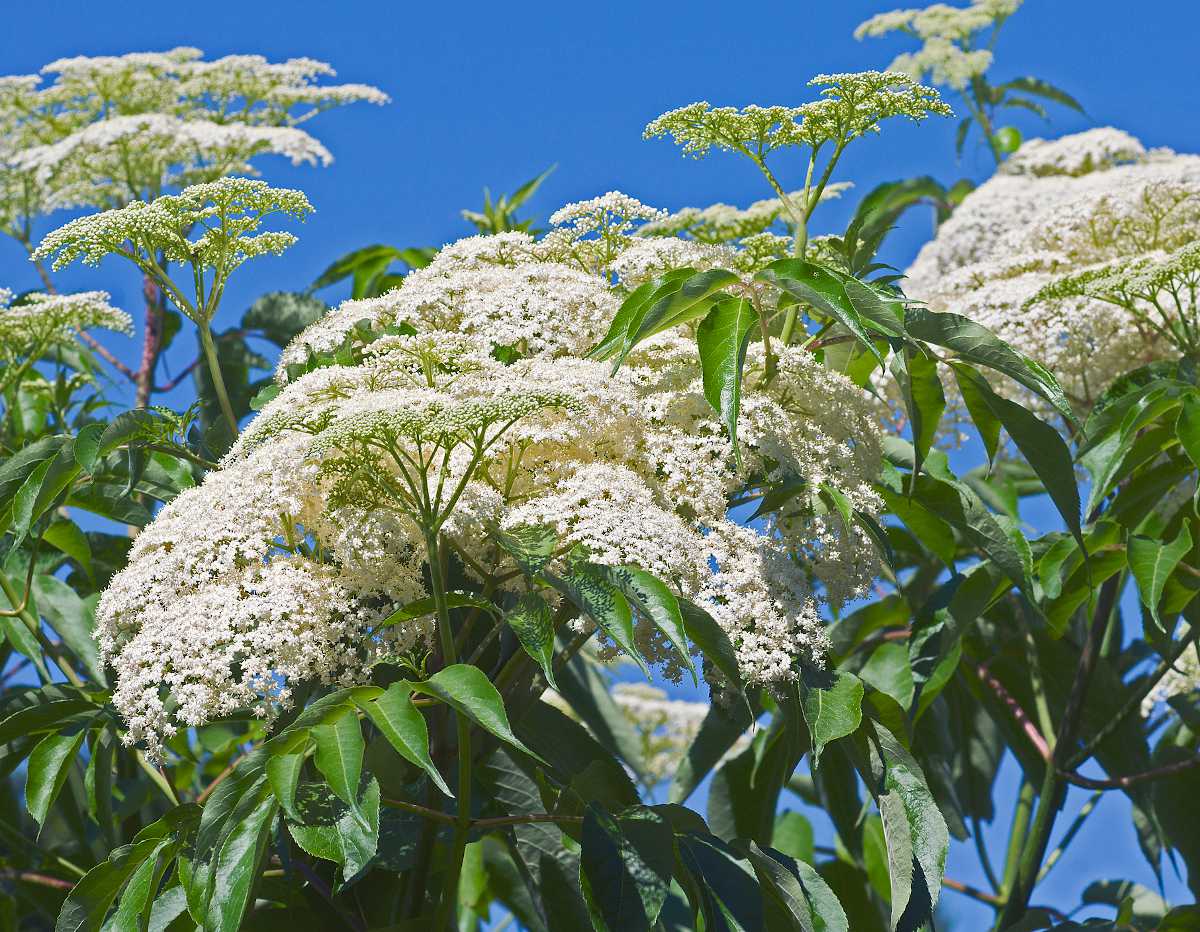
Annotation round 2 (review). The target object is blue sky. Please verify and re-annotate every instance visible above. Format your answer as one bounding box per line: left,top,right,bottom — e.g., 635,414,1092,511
2,0,1196,924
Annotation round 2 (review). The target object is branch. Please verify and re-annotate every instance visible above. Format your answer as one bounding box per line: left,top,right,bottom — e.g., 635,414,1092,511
1060,756,1200,791
0,870,75,891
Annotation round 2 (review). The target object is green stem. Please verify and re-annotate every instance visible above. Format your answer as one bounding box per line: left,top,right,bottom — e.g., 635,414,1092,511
999,777,1035,897
426,532,471,931
996,574,1121,927
197,323,239,440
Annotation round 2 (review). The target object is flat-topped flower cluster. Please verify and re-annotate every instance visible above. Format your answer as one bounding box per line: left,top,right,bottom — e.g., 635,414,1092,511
904,127,1200,410
97,198,886,754
0,48,384,230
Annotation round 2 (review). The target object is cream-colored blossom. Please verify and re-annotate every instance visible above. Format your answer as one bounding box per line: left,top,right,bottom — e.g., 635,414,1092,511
104,240,885,754
904,129,1200,409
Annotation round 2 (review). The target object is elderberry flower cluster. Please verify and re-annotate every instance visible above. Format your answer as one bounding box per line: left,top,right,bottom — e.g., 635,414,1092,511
32,179,312,325
611,682,750,787
855,1,1021,89
904,128,1200,409
0,48,384,235
0,289,132,350
645,73,950,159
100,225,886,754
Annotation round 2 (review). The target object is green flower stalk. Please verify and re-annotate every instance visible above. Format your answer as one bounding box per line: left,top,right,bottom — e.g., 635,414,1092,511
32,176,313,438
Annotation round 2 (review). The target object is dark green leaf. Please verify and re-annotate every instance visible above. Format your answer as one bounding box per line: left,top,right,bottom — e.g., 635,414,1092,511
286,778,380,881
312,711,364,807
580,804,673,931
54,838,168,932
504,591,558,689
697,296,759,459
412,664,544,763
904,307,1075,424
357,682,452,797
1129,523,1193,627
25,729,85,826
802,672,864,766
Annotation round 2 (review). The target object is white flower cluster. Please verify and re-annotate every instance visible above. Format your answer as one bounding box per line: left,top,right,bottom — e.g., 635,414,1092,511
1000,128,1146,177
1142,644,1200,718
611,682,749,786
13,114,332,212
904,129,1200,408
855,1,1021,90
0,48,384,228
102,233,885,753
33,177,313,277
0,290,132,356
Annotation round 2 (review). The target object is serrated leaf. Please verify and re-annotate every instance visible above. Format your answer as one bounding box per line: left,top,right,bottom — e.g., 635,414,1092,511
1130,522,1193,627
904,307,1075,424
951,363,1083,551
580,804,673,931
357,683,452,797
412,664,544,763
602,566,697,685
312,711,364,807
504,591,558,689
547,565,648,678
697,296,759,460
286,778,380,881
802,672,864,767
54,838,168,932
26,729,85,826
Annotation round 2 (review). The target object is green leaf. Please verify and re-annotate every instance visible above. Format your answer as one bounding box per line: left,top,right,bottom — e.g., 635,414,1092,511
911,474,1035,597
375,591,498,630
591,272,692,362
42,519,93,580
904,307,1076,424
580,804,673,931
603,566,697,685
504,591,558,690
492,523,558,578
802,672,864,766
756,260,885,364
1129,522,1194,626
286,778,381,881
696,296,759,460
266,752,304,820
54,837,167,932
998,76,1085,113
891,347,945,481
951,363,1083,550
412,664,544,763
860,643,915,712
677,833,764,931
33,575,105,684
73,423,106,473
857,720,949,931
358,682,453,797
621,268,740,361
547,564,647,678
1178,396,1200,470
0,697,100,745
205,787,277,932
25,729,85,826
679,599,742,689
312,711,364,807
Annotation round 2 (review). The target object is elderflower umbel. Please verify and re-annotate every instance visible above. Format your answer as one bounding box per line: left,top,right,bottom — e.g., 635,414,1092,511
855,1,1021,89
101,227,885,754
904,128,1200,409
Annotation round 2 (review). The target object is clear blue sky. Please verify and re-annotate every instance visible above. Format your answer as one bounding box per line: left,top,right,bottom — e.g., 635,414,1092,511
2,0,1196,924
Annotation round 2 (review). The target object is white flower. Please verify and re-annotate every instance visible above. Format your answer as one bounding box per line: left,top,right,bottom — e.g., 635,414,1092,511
104,246,885,754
